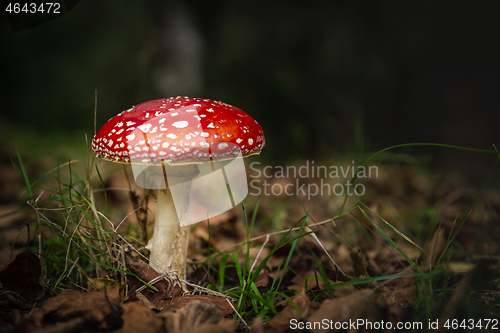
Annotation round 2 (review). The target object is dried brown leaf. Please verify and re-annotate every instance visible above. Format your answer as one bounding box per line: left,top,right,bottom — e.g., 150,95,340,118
306,289,378,332
330,284,356,298
376,285,416,319
164,295,234,317
263,292,310,333
113,301,164,333
30,289,123,331
136,291,161,311
186,319,236,333
0,251,44,305
377,286,416,308
254,270,272,294
161,300,235,333
249,316,264,333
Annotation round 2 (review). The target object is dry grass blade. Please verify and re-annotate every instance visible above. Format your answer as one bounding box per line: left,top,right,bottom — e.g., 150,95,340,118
226,298,248,328
305,226,346,276
249,234,269,275
221,218,335,252
98,211,149,262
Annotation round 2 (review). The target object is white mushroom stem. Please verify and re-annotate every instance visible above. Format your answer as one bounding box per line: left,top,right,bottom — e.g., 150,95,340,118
149,164,198,279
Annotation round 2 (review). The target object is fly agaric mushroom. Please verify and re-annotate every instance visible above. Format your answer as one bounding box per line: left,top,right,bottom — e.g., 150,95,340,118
92,97,265,279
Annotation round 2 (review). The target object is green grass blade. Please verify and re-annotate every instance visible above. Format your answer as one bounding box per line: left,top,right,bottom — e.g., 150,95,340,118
359,201,426,255
340,143,500,213
95,165,107,214
15,150,33,200
308,266,446,289
357,206,416,268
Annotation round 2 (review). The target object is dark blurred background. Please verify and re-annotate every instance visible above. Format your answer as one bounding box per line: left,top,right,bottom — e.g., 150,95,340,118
1,1,499,179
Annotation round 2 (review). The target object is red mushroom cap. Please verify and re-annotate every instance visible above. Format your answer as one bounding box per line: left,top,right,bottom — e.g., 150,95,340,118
92,97,265,165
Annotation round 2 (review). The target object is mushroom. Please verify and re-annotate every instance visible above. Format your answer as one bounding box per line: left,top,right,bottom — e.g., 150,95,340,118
92,97,265,279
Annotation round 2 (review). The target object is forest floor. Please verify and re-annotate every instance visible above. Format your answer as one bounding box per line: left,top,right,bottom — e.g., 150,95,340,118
0,151,499,332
